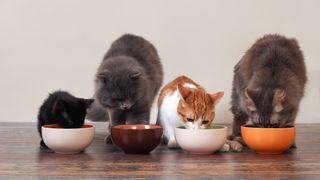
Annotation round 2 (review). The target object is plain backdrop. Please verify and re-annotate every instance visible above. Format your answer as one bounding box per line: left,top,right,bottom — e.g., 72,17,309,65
0,0,319,124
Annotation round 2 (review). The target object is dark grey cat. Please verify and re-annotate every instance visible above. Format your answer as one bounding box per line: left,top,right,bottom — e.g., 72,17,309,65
228,34,307,151
87,34,163,142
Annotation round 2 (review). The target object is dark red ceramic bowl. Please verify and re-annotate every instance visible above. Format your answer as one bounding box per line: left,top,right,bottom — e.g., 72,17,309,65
111,124,163,154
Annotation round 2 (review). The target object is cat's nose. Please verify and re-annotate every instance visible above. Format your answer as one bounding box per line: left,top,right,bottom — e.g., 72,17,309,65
120,102,131,110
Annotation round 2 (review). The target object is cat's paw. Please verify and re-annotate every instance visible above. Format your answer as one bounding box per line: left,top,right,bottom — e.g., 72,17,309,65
219,143,231,152
229,140,243,152
104,135,113,144
167,140,179,149
220,140,243,152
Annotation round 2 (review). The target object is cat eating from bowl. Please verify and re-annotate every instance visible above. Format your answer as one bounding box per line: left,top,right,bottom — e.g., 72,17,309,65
157,76,224,149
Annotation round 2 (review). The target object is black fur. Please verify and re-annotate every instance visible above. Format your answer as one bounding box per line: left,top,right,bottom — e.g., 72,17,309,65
37,91,94,147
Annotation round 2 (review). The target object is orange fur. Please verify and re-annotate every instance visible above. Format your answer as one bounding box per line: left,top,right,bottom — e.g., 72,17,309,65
157,76,199,107
158,76,224,128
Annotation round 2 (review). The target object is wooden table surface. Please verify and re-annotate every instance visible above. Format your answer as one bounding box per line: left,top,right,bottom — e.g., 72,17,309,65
0,122,319,179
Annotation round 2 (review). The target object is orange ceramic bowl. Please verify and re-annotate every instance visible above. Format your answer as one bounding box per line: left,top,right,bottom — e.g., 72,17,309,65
241,125,296,154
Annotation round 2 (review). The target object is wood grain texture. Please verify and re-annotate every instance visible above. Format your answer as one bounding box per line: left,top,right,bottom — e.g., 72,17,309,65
0,122,319,179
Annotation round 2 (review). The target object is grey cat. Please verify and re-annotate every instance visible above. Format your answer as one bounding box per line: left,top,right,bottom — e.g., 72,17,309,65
228,34,307,151
87,34,163,142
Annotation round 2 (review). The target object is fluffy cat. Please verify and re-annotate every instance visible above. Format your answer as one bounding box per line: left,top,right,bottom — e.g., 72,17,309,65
37,91,94,147
157,76,224,148
87,34,163,142
229,34,307,151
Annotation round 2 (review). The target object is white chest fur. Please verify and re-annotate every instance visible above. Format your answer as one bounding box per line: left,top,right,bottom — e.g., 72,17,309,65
159,89,183,146
159,90,181,126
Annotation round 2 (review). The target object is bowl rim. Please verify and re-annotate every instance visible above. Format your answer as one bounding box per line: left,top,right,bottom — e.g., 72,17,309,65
241,125,295,130
175,124,227,130
42,124,95,130
111,124,162,130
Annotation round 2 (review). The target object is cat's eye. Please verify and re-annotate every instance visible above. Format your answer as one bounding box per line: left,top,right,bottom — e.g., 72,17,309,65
112,98,122,101
101,78,108,84
187,118,194,122
202,120,209,124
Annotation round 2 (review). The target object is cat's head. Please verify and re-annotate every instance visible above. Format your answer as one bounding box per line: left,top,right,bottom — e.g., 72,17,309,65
177,84,224,129
52,98,94,128
95,56,147,110
244,88,288,128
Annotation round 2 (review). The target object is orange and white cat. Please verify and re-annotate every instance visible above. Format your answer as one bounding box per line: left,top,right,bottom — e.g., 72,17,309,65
157,76,224,148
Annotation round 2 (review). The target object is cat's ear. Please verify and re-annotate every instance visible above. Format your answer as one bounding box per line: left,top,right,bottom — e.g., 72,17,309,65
209,92,224,105
273,89,286,112
83,99,94,108
245,88,258,112
178,84,192,101
129,70,141,80
53,99,67,114
274,89,286,102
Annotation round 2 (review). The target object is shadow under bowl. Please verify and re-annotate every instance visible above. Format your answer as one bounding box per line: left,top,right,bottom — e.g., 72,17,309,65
111,124,163,154
241,125,296,154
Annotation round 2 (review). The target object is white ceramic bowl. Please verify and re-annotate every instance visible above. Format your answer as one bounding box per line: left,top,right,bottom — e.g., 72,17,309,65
42,124,95,154
175,125,228,154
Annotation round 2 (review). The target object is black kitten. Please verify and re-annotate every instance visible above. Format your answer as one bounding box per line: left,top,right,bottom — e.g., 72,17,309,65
87,34,163,143
37,91,94,147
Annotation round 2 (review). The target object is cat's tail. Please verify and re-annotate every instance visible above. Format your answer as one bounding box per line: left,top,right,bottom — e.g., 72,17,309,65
86,101,109,122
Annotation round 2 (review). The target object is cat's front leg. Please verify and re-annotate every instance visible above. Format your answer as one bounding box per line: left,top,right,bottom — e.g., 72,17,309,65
106,109,126,144
161,127,179,149
231,108,248,137
167,138,179,149
166,126,179,149
158,112,180,149
223,105,249,152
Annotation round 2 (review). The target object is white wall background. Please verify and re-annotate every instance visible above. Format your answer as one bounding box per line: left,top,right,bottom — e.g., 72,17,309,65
0,0,319,123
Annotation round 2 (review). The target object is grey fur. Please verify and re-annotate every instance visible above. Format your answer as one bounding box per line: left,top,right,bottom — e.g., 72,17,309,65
87,34,163,133
231,34,307,136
